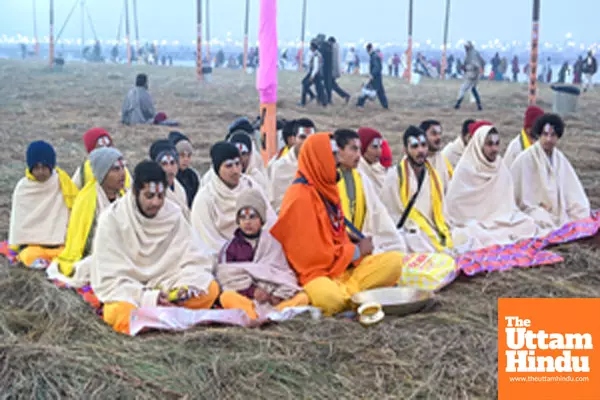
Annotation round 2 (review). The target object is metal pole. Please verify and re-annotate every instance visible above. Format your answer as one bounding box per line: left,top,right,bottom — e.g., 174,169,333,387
33,0,39,56
81,0,85,52
124,0,131,65
243,0,249,71
299,0,306,72
528,0,541,105
206,0,210,63
441,0,450,80
49,0,54,67
133,0,140,53
196,0,203,80
406,0,413,83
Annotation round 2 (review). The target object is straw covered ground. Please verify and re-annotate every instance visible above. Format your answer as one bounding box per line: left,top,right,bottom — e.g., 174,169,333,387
1,59,600,399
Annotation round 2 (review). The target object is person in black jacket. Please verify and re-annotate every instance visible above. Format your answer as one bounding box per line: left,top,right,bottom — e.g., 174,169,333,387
168,131,200,207
583,50,597,92
357,43,388,109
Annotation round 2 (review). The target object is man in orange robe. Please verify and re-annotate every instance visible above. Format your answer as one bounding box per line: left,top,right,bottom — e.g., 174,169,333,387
271,133,404,316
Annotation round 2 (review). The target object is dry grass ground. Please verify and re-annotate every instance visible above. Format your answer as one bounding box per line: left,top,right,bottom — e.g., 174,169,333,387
0,59,599,399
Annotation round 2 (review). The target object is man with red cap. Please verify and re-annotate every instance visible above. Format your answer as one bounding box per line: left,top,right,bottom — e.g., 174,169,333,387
380,140,393,169
357,127,387,194
441,119,475,168
72,127,132,190
503,106,544,168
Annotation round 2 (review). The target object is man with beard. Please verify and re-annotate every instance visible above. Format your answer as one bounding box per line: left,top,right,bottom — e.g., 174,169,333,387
442,119,475,168
357,127,387,194
454,41,484,111
511,114,590,230
90,161,219,335
445,125,542,252
381,126,453,253
503,106,544,168
419,120,453,192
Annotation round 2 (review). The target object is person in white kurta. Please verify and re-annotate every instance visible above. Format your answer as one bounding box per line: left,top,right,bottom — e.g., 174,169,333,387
503,105,545,168
192,142,276,254
511,113,590,230
420,120,453,192
441,118,475,168
357,127,387,195
444,125,543,252
381,126,453,254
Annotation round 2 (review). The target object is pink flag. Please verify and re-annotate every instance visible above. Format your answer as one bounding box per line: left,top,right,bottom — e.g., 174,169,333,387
257,0,278,104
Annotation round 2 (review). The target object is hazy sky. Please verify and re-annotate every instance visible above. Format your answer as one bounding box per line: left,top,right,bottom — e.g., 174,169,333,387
2,0,598,47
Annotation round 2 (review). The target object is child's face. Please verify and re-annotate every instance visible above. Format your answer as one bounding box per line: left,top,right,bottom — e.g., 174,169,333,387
179,152,192,170
31,164,52,182
237,207,262,236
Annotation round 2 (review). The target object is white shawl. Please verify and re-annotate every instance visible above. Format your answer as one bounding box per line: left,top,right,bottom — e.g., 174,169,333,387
192,173,276,254
428,150,452,192
511,141,590,229
268,148,298,213
503,134,525,169
216,229,301,299
357,157,387,195
442,136,466,168
445,126,541,251
90,192,215,307
168,179,190,221
9,173,70,246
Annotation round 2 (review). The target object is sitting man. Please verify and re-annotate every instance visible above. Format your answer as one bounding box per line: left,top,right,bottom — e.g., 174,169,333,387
441,118,475,168
90,161,219,335
217,189,308,319
169,131,200,207
268,118,316,212
267,119,297,173
271,133,403,316
511,113,590,229
149,139,190,220
121,73,169,125
229,131,269,191
9,141,79,268
335,129,405,253
357,127,387,194
72,127,132,190
419,120,453,192
192,142,275,254
503,105,544,168
445,124,542,251
226,117,267,178
381,126,453,253
50,148,127,282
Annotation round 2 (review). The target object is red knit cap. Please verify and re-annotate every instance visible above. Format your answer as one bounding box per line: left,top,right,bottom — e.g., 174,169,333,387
83,128,112,153
468,120,493,137
380,140,392,168
523,106,544,129
357,127,383,155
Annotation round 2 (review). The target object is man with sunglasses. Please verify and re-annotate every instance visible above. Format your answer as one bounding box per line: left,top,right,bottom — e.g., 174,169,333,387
444,124,541,252
419,120,453,192
357,127,387,195
511,113,590,230
269,118,316,213
149,139,190,221
381,126,453,253
192,142,275,254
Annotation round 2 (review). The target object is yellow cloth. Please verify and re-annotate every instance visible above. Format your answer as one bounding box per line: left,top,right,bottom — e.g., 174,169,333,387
399,253,458,291
521,129,532,149
428,151,453,192
25,167,79,209
19,246,63,268
444,155,454,179
72,159,132,190
503,130,533,169
398,159,452,252
337,168,366,231
303,251,404,316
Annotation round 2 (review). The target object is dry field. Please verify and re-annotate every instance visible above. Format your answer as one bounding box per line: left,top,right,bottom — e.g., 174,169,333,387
1,59,599,399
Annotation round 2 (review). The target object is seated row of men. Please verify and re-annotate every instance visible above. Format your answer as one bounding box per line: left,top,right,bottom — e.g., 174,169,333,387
9,107,590,334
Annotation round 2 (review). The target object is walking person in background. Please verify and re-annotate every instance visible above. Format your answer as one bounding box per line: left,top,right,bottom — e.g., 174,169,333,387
319,38,334,104
357,43,389,109
346,47,356,74
582,50,597,92
454,41,484,111
299,41,326,107
573,56,583,84
328,37,351,104
393,53,401,77
511,56,519,82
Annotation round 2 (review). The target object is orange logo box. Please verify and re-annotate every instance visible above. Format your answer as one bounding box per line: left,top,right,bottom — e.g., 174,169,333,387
498,298,600,400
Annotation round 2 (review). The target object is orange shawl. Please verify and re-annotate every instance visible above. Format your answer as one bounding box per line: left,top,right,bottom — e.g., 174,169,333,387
271,133,355,286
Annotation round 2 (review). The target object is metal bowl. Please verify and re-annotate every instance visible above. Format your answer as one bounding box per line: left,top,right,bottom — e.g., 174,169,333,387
351,287,434,317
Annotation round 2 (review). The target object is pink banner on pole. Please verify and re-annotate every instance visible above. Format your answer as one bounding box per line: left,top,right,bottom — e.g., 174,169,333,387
257,0,278,104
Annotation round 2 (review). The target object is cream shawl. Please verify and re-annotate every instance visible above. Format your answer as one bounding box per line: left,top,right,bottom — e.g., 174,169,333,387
381,159,445,253
90,192,215,307
168,179,190,221
445,126,541,251
268,148,298,213
442,136,466,168
503,134,526,168
192,173,276,254
357,157,387,195
9,173,70,246
511,141,590,229
428,150,452,192
216,229,301,299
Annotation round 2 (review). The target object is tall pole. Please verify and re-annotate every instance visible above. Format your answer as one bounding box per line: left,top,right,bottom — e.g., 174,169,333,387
528,0,541,105
80,0,85,52
441,0,450,80
124,0,131,65
299,0,307,72
49,0,54,67
33,0,39,56
132,0,140,54
196,0,203,80
406,0,413,83
206,0,211,64
243,0,249,71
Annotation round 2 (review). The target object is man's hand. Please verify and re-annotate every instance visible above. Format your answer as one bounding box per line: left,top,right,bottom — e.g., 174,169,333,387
254,288,270,304
358,237,374,257
157,292,176,307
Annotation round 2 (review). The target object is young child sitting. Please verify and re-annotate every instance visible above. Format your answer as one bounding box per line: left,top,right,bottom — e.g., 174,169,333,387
217,189,308,319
